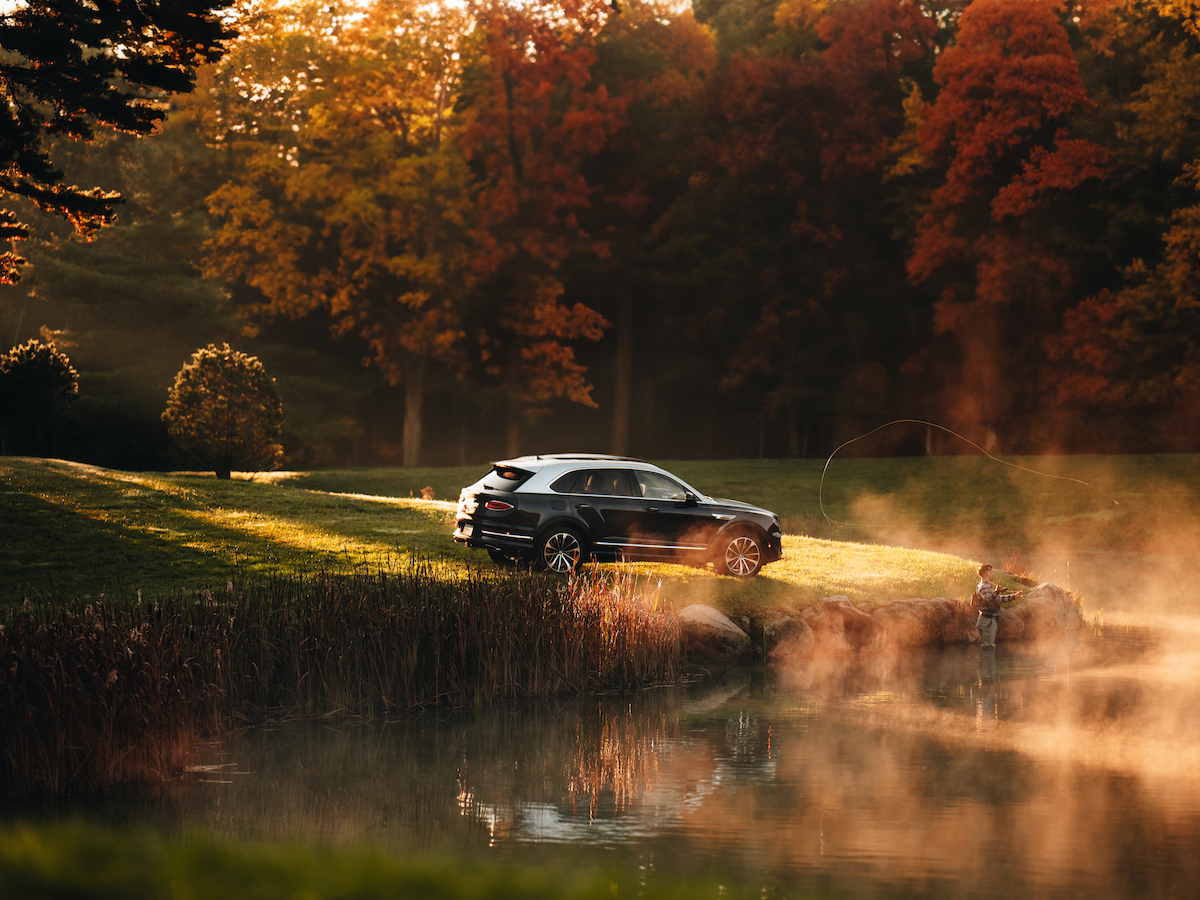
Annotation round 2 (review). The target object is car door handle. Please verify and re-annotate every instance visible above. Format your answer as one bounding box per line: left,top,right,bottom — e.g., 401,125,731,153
645,507,659,513
576,503,591,510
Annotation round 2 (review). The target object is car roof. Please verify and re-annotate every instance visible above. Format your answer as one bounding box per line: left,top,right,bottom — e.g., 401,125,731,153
498,453,645,466
489,454,704,496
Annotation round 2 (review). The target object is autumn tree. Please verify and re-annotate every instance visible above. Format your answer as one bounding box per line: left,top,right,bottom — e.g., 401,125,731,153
558,1,717,454
0,338,78,456
205,0,619,464
204,0,475,466
0,0,232,284
455,0,621,451
163,343,283,479
1044,1,1200,448
650,0,936,456
900,0,1108,448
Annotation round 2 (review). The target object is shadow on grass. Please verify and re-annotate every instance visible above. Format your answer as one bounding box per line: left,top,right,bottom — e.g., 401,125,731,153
0,491,237,604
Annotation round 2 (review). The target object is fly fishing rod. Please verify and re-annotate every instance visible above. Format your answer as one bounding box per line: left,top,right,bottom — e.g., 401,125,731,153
818,418,1120,530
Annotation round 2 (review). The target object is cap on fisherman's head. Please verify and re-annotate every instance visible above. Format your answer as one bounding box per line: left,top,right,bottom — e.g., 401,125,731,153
978,563,993,577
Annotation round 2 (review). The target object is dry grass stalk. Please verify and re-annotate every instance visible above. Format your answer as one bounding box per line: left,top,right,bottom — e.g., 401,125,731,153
0,562,680,799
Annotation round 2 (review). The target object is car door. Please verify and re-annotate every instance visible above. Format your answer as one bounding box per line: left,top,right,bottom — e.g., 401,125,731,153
558,468,644,552
630,469,723,555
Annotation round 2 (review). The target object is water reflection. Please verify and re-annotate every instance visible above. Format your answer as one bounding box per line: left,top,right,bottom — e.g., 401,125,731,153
59,629,1200,898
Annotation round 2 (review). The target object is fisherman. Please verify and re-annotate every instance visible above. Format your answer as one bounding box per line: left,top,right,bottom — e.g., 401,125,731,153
973,563,1022,650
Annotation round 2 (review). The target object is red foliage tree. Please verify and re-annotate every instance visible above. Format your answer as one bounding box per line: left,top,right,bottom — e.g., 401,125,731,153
704,0,936,452
903,0,1108,447
458,0,621,436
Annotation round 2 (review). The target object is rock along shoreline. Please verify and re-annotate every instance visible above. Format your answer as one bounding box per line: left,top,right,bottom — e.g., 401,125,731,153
677,582,1083,665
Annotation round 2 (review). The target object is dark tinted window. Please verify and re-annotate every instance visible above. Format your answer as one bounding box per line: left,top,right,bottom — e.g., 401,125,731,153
579,469,634,497
550,470,584,493
551,468,635,496
488,465,534,487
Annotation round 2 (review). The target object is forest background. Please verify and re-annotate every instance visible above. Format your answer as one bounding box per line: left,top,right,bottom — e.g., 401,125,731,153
3,0,1199,472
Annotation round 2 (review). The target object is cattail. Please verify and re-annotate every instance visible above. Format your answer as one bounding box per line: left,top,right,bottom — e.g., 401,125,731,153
1,562,680,800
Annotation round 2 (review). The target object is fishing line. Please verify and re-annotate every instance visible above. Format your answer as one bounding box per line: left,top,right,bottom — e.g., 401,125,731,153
819,418,1120,530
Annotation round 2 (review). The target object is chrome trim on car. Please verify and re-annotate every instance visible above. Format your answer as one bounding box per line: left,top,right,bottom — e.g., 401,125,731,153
480,529,534,542
594,539,709,552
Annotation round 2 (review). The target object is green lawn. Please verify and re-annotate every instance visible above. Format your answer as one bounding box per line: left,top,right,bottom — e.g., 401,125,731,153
6,453,1195,616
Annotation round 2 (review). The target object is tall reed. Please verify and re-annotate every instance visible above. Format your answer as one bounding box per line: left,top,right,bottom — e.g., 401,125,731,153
0,562,680,799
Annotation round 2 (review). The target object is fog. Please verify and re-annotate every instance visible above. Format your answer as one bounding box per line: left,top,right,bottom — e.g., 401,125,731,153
834,454,1200,625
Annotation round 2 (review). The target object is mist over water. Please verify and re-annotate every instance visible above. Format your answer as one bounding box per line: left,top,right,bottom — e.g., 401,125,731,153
53,625,1200,900
13,454,1199,897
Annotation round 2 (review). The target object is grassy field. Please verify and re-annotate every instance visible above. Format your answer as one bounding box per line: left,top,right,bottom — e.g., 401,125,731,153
4,454,1197,616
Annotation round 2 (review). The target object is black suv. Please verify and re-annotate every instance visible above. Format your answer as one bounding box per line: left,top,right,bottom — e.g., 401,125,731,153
452,454,783,576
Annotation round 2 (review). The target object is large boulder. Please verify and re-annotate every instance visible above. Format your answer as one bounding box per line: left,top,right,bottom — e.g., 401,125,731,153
678,604,752,661
767,616,816,663
1006,582,1083,641
681,582,1084,668
805,598,887,655
872,598,959,648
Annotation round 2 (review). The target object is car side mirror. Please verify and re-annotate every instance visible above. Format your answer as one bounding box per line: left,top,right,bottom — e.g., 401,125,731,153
683,491,698,507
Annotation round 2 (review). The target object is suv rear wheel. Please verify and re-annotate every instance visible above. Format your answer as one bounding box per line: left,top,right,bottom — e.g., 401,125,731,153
716,531,765,577
537,526,585,574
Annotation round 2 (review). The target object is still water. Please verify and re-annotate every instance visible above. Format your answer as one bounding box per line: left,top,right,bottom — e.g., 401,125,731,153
78,627,1200,898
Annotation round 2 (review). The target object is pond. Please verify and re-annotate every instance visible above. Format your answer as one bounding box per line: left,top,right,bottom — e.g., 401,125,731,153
46,623,1200,900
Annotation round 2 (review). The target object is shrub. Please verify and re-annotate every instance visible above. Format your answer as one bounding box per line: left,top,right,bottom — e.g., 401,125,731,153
0,339,78,456
163,343,284,479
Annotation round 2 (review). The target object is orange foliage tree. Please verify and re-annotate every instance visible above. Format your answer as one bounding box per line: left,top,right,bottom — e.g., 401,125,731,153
1045,0,1200,447
205,0,620,463
204,0,474,467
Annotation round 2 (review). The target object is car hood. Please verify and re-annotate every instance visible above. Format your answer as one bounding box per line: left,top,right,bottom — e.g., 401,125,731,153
706,497,777,518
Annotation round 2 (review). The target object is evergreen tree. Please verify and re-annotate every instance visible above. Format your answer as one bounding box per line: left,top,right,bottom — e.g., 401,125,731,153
0,0,232,284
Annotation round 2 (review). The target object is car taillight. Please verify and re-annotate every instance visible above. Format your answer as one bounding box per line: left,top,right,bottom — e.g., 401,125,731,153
485,500,515,511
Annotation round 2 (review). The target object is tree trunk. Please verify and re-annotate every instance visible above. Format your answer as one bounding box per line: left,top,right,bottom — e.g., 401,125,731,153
611,293,633,457
402,356,425,468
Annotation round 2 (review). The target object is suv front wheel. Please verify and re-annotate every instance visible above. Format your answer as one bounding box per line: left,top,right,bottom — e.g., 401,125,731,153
715,530,765,577
537,526,585,574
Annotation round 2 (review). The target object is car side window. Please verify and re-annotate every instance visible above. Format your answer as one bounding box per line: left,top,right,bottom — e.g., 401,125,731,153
550,471,584,493
579,468,634,497
635,471,689,501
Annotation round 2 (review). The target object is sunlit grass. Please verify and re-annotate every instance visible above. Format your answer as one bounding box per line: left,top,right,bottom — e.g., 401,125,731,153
9,452,1190,612
618,536,985,620
0,458,470,604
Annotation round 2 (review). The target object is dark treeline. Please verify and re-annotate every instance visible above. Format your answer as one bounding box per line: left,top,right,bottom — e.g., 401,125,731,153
3,0,1199,469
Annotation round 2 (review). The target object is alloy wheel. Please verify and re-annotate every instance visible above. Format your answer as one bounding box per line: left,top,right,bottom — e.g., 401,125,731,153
724,535,762,577
542,531,582,573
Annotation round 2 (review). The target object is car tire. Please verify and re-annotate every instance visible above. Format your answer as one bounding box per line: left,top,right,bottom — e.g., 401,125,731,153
536,526,585,574
487,547,520,568
715,530,765,577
